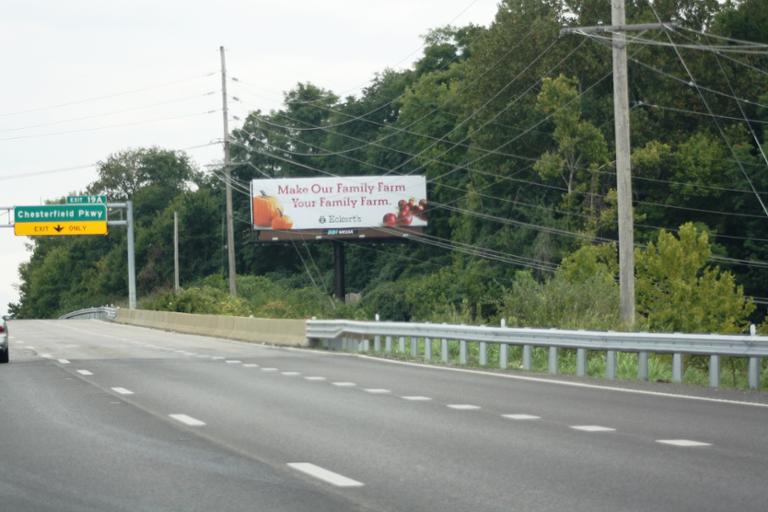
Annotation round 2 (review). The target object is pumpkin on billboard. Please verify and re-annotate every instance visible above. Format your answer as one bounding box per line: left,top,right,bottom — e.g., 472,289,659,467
271,214,293,230
252,192,280,227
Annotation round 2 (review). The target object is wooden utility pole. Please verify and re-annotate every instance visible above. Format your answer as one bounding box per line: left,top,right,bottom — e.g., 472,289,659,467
611,0,635,328
220,46,237,297
562,3,674,329
173,211,180,292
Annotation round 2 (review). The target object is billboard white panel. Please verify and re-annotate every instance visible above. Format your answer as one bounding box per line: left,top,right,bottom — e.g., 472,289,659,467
251,175,428,230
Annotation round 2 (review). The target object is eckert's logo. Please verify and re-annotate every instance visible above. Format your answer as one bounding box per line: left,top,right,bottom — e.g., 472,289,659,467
319,215,362,225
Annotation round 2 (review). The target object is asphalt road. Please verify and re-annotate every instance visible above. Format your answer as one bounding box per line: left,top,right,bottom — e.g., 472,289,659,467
2,319,767,512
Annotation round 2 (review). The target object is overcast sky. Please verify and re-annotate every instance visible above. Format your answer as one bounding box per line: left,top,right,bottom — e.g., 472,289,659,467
0,0,500,316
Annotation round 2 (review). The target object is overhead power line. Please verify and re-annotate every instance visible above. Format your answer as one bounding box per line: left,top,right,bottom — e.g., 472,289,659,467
0,73,216,118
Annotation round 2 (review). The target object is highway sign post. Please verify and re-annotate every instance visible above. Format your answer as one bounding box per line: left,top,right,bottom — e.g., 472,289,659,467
13,204,108,236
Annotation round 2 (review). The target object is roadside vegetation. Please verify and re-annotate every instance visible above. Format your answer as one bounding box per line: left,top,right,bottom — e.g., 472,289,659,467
10,0,768,358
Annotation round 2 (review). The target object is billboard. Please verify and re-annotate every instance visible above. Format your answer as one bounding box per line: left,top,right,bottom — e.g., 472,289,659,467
250,176,428,232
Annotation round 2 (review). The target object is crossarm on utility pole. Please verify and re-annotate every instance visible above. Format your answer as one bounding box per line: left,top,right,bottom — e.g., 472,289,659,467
560,22,675,37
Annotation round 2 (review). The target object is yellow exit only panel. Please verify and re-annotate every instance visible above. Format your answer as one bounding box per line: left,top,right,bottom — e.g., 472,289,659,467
14,221,108,236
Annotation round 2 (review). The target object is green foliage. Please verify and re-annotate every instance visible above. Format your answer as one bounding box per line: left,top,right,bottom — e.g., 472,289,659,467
10,0,768,345
500,268,619,330
636,223,755,333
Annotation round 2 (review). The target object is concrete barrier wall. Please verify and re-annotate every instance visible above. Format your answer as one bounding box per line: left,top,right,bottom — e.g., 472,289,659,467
114,309,308,347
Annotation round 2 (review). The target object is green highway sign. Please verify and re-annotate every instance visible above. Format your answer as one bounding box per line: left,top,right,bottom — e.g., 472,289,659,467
14,204,108,237
15,204,108,222
66,195,108,205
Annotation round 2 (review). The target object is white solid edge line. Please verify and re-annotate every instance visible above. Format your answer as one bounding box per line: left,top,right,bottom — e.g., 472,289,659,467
571,425,616,432
287,463,364,488
447,404,481,410
111,387,134,395
656,439,711,447
168,414,206,427
502,414,541,420
76,370,93,376
355,355,768,409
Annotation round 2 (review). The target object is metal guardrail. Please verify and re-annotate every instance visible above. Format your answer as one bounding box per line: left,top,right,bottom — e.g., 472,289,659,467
307,319,768,390
59,306,117,321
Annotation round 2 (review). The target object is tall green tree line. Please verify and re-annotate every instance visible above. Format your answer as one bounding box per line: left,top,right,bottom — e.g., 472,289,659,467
10,0,768,333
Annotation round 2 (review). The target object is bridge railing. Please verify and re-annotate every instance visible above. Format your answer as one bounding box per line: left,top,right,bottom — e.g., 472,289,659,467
307,319,768,390
59,306,117,321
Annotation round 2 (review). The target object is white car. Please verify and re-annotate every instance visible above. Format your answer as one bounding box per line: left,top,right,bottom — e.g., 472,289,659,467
0,317,8,364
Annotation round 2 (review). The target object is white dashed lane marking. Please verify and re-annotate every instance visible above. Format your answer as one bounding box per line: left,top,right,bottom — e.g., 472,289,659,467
287,463,364,488
111,387,134,395
656,439,711,447
261,368,278,372
402,396,432,401
364,388,391,394
169,414,206,427
502,414,541,421
305,376,326,381
571,425,616,432
58,359,70,364
225,360,242,364
332,382,357,387
447,404,481,410
282,371,300,376
243,363,260,368
76,370,93,376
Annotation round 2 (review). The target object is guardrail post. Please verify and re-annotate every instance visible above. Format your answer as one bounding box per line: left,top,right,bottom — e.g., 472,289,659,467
479,342,487,367
441,339,448,363
373,314,380,352
672,353,683,383
410,337,418,357
399,336,405,353
748,357,760,390
499,319,508,369
362,339,370,352
606,350,616,380
460,340,467,365
424,337,432,361
385,336,392,353
638,351,649,381
709,355,720,388
576,348,586,377
548,347,558,375
523,345,532,370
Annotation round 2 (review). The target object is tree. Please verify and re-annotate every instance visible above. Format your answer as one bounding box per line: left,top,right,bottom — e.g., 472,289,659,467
635,223,754,333
534,74,611,231
89,147,196,201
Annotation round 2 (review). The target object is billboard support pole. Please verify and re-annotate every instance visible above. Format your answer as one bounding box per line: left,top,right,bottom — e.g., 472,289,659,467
333,241,346,302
